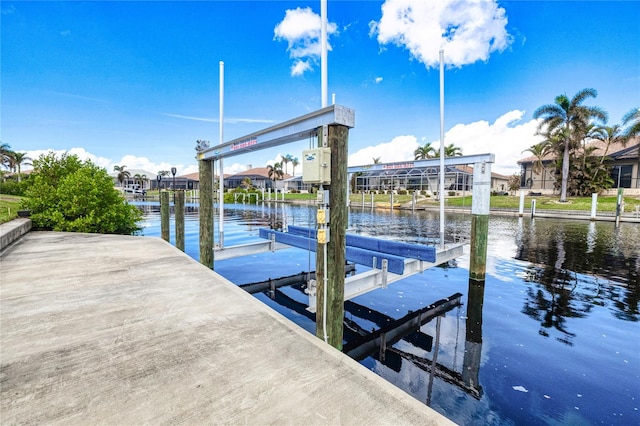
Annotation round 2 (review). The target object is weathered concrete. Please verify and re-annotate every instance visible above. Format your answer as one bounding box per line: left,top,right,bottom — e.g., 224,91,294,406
0,231,453,425
0,218,31,250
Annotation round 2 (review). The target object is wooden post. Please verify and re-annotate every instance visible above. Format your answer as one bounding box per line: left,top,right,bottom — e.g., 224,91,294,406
469,161,490,281
199,159,214,269
175,190,185,252
315,125,348,350
160,191,170,242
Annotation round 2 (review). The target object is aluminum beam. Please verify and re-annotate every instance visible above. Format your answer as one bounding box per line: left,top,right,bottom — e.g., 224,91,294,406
213,239,290,261
347,153,495,173
197,104,355,160
307,243,464,312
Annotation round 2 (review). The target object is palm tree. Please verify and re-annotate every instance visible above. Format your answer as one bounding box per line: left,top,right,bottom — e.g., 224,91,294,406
434,143,463,157
157,170,170,177
134,173,147,190
266,162,284,188
533,88,607,202
622,107,639,138
291,157,299,176
414,142,436,160
12,152,32,182
113,165,130,188
522,141,550,188
0,142,12,169
241,177,253,190
282,154,294,175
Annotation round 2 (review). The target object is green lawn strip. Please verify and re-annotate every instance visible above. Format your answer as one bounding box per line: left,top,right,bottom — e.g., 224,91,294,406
0,195,24,224
442,195,640,212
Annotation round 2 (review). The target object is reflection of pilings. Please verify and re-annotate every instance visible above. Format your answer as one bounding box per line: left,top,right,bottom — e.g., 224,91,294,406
343,293,462,361
388,347,483,400
463,279,484,395
426,315,441,406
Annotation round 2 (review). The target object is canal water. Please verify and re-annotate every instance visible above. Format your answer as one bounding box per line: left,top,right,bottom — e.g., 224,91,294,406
135,201,639,425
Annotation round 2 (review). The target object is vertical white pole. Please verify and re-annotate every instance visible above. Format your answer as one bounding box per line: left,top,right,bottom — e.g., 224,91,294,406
519,190,525,216
321,0,328,108
591,193,598,220
219,61,225,248
439,49,445,248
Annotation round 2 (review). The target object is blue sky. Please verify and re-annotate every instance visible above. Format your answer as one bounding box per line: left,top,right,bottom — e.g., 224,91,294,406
2,0,639,176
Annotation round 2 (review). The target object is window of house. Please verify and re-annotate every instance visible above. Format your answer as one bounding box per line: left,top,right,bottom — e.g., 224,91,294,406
610,164,633,188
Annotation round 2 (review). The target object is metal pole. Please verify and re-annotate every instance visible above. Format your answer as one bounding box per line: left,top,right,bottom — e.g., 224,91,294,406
321,0,328,108
219,61,225,248
439,49,445,249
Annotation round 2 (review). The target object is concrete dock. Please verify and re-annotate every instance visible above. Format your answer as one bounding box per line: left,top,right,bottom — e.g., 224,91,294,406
0,230,453,425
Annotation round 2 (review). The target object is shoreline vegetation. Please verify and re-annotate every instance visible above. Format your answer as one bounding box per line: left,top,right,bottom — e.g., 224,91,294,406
2,193,639,226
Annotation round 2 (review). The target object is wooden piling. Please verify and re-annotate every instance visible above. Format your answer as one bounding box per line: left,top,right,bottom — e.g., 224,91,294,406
160,191,170,243
469,162,491,282
315,125,348,350
199,159,214,269
175,190,185,252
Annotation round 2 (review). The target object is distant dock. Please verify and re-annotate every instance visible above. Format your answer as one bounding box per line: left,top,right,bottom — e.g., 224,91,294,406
0,229,452,425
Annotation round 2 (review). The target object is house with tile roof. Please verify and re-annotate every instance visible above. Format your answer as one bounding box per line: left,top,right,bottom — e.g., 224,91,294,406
517,137,640,195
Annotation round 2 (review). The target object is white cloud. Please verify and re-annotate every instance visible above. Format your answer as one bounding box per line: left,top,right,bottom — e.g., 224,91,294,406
24,148,111,170
440,110,543,174
370,0,512,68
348,135,420,166
274,7,338,76
291,60,312,77
23,148,199,177
348,111,543,175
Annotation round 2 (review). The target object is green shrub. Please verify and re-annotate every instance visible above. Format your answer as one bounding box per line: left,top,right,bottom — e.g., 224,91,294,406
22,153,142,234
0,178,31,196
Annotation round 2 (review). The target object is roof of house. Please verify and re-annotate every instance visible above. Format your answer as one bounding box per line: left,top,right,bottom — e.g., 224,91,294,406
109,169,156,179
454,164,510,180
518,137,639,164
227,167,292,180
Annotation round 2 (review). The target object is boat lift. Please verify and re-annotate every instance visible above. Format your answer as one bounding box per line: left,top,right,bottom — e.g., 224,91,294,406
258,225,464,312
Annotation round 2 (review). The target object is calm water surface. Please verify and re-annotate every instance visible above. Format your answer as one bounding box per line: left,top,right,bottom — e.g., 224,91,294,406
136,202,639,425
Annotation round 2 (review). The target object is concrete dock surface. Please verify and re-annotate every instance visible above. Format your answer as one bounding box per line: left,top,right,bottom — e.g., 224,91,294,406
1,231,453,425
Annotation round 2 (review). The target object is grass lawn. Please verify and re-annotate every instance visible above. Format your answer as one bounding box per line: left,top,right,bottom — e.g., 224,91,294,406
436,194,640,212
0,195,25,224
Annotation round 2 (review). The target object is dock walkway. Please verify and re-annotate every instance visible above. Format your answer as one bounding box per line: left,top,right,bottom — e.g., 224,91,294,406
0,230,452,425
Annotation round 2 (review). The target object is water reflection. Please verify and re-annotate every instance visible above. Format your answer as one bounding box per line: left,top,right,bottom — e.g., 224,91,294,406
135,202,640,425
515,218,639,332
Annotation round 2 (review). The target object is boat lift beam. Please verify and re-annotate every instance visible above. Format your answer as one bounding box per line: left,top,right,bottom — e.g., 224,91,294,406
257,227,464,312
213,235,290,261
196,104,355,161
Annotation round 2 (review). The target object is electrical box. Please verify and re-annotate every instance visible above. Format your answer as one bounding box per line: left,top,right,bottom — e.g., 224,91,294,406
317,208,329,225
302,148,331,184
317,228,329,244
